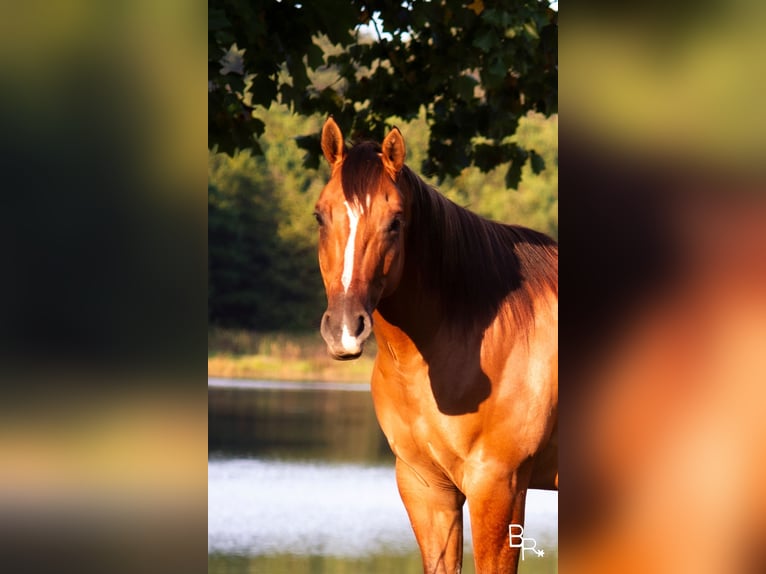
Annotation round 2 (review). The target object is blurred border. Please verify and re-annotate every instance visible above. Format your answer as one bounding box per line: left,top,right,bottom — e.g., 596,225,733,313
560,1,766,572
0,2,208,573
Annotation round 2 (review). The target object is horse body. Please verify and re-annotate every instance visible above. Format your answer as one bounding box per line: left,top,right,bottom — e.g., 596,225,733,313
315,118,557,573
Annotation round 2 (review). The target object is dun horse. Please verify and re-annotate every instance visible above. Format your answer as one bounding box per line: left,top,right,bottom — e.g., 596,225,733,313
314,117,558,573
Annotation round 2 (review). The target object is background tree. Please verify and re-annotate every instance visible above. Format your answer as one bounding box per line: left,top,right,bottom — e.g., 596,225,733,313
208,0,557,187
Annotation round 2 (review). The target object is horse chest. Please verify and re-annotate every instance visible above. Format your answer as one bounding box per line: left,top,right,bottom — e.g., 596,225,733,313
371,366,477,483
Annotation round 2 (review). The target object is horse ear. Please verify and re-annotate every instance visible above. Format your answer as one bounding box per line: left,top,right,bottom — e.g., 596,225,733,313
381,126,406,174
321,117,345,166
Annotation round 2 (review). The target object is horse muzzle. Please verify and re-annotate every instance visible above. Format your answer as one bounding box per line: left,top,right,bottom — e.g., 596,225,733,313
320,298,373,360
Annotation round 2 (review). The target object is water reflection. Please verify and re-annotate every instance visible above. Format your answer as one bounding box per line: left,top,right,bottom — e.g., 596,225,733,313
208,379,558,573
208,378,390,463
209,459,412,556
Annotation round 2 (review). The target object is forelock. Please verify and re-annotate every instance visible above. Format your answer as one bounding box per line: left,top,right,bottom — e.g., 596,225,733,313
340,141,385,204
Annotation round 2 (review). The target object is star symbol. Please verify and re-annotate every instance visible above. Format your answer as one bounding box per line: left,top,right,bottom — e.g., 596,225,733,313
535,549,545,557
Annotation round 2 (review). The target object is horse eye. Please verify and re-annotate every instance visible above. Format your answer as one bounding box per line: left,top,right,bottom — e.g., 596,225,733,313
387,217,402,234
313,211,324,226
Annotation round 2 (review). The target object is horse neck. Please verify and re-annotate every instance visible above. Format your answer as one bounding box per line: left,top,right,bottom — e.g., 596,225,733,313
374,170,482,349
374,256,443,351
375,166,558,353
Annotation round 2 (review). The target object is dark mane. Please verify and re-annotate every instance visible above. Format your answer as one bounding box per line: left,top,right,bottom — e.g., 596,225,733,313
342,141,558,332
400,166,558,332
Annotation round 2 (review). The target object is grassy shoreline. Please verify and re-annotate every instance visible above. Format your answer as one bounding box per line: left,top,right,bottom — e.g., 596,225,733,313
208,328,376,383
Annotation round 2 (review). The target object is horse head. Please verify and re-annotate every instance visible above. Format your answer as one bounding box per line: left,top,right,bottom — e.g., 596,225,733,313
314,118,408,359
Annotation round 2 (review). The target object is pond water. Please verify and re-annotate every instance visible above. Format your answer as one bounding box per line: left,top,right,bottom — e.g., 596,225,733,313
209,378,558,573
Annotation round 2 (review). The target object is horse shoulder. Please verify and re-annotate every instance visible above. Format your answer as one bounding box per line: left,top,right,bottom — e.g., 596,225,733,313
477,294,558,457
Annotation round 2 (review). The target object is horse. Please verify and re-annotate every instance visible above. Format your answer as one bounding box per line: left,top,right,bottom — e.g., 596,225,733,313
314,117,558,573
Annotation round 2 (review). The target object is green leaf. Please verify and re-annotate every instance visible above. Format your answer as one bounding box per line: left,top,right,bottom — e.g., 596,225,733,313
473,29,497,53
524,22,540,40
251,117,265,138
529,150,546,174
488,56,508,80
224,74,245,94
295,134,322,170
295,134,318,151
318,87,344,114
249,74,277,107
453,74,478,102
482,8,514,28
505,161,522,190
209,9,230,31
474,143,506,172
306,43,324,70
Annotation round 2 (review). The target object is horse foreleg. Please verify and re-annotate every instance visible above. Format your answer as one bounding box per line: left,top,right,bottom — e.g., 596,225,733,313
466,464,533,573
395,458,465,574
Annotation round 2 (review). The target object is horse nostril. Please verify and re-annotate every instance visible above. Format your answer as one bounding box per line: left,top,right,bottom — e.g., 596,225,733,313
355,314,366,337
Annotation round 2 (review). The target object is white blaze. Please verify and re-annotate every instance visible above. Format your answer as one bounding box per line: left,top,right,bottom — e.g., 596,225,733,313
341,201,360,294
341,324,359,352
